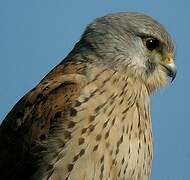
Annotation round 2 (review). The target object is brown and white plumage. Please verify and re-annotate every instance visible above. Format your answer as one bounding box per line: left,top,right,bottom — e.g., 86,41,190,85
0,12,176,180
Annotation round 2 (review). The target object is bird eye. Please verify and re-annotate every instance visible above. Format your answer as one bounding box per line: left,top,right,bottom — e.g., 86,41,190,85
145,38,159,51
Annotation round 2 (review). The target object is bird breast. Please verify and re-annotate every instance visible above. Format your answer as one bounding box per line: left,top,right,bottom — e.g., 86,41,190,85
39,66,153,180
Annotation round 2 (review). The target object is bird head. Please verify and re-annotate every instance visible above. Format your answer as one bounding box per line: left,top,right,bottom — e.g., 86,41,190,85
71,12,176,93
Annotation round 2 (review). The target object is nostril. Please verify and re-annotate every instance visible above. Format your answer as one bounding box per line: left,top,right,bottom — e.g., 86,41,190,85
165,57,173,64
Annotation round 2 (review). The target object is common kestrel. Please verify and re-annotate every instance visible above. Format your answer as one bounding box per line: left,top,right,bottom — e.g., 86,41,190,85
0,12,176,180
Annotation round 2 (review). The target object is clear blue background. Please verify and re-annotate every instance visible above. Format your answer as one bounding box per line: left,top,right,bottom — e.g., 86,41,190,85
0,1,188,179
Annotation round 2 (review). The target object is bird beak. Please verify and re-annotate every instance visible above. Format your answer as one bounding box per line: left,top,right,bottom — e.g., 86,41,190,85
160,55,177,82
161,63,176,82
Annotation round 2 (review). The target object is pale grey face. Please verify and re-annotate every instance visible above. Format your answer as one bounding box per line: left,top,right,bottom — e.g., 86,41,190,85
71,12,176,92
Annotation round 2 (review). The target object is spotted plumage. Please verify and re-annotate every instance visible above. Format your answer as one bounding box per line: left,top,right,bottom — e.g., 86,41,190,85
0,12,176,180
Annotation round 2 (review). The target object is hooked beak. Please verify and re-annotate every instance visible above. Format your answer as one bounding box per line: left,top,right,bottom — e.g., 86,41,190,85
160,53,177,82
161,63,177,82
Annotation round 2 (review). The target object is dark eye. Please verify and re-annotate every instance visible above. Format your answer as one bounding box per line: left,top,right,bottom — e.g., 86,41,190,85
145,38,159,51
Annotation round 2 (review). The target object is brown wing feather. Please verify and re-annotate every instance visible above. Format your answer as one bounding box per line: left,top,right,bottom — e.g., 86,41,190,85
0,62,87,180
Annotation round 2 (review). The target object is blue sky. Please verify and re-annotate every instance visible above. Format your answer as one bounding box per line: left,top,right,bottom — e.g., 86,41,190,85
0,0,189,179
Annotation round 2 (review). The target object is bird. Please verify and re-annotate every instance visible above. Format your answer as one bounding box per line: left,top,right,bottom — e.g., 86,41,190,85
0,12,176,180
